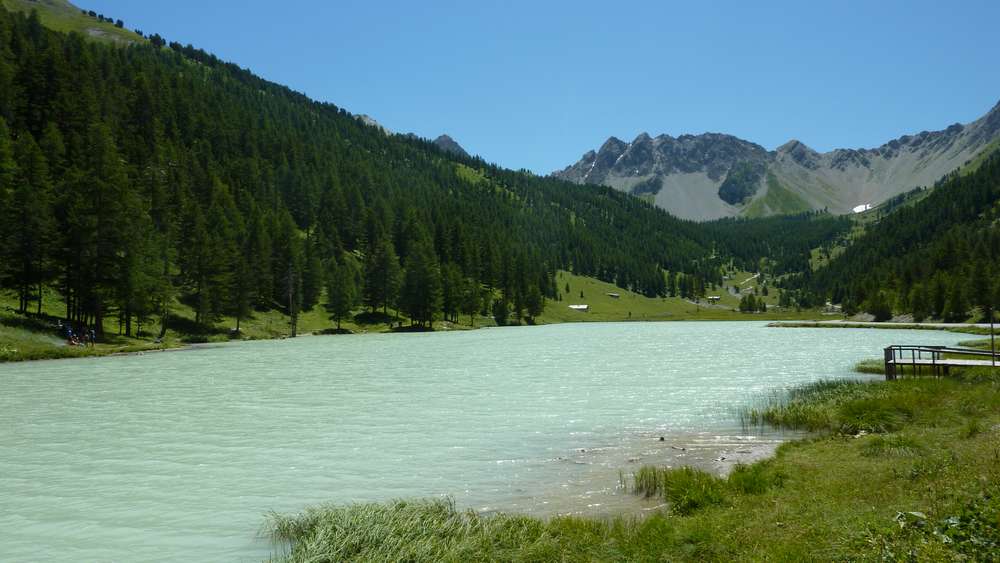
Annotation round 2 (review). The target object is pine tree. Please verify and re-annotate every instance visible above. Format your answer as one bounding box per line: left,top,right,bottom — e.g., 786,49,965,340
440,263,462,323
300,233,324,313
0,118,15,295
492,298,509,327
525,284,544,323
942,281,969,323
931,275,948,319
363,236,401,315
5,132,55,314
246,208,274,309
460,277,482,327
274,211,303,336
910,283,930,323
971,261,993,322
326,256,357,330
399,238,442,328
866,291,892,322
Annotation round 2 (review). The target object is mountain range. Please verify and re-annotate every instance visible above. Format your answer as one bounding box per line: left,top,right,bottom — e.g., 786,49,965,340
554,101,1000,221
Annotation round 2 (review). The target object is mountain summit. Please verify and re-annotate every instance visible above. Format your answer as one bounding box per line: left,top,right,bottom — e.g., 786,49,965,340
554,102,1000,221
433,134,469,158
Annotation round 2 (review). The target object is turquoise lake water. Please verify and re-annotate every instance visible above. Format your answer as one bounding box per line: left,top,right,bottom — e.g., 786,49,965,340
0,321,967,561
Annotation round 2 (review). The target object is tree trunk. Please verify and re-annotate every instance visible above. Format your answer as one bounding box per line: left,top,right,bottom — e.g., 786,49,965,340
93,300,104,340
158,303,168,339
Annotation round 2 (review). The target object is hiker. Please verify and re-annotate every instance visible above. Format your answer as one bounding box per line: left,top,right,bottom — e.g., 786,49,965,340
88,328,96,347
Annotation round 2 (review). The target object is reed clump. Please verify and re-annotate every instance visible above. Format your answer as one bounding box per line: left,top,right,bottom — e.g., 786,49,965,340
738,379,884,432
853,358,885,374
264,497,677,563
628,462,785,515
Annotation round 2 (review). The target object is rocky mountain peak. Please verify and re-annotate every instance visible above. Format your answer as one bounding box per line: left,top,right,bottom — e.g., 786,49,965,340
598,136,628,155
776,139,820,169
433,134,470,158
357,114,389,135
632,132,652,144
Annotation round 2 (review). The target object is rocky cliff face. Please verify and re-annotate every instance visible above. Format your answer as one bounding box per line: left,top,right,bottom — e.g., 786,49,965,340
554,101,1000,221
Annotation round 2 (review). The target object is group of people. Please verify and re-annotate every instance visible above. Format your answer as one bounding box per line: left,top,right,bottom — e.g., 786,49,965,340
59,321,96,347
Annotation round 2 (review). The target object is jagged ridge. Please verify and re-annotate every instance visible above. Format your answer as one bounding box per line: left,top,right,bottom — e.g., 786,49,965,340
554,100,1000,221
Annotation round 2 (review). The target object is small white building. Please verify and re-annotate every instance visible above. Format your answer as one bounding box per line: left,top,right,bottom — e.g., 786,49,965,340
606,292,620,299
852,203,874,214
568,304,589,312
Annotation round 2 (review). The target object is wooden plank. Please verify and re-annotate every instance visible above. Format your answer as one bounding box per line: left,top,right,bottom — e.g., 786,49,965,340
887,358,995,367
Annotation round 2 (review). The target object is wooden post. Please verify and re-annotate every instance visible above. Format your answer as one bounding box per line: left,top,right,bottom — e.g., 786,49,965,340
884,347,895,381
991,311,995,368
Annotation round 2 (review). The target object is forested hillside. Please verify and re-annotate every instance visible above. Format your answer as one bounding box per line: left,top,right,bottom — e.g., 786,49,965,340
702,212,852,276
0,6,854,338
797,151,1000,321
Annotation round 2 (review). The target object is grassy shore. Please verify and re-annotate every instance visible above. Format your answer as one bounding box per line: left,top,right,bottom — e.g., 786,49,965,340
0,313,179,362
1,271,820,363
265,374,1000,562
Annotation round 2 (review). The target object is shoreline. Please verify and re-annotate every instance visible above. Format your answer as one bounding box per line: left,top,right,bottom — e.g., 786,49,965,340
7,315,986,365
498,427,807,520
768,320,993,333
6,316,813,364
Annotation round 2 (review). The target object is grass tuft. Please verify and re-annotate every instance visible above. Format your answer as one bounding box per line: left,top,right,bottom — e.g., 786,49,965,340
629,463,785,515
960,418,984,439
630,466,728,515
859,434,923,457
837,398,912,434
727,461,786,494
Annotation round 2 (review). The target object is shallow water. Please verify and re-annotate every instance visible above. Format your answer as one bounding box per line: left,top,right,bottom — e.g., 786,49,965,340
0,321,966,561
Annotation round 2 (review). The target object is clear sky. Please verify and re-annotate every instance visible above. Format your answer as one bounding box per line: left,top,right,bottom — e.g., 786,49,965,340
82,0,1000,174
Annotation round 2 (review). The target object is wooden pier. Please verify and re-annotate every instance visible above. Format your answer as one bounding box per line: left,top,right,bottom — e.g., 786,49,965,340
883,345,998,380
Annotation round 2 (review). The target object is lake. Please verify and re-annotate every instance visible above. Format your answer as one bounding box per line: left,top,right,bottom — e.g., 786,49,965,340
0,321,967,561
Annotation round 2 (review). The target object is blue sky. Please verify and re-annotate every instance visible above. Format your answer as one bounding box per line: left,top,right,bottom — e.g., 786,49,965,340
84,1,1000,174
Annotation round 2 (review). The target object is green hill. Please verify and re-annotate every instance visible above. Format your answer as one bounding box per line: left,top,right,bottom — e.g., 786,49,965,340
0,0,142,43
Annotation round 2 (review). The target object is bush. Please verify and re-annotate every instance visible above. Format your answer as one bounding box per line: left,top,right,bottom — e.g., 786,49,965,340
866,292,893,322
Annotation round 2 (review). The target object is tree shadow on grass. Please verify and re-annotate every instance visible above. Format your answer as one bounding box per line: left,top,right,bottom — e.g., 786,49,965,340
353,311,397,326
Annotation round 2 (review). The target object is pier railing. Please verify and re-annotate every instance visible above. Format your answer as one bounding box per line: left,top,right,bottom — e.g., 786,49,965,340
883,345,998,380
